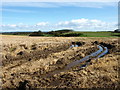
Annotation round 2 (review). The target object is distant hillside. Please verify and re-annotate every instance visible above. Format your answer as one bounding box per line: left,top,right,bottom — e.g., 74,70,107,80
1,29,120,37
29,29,75,37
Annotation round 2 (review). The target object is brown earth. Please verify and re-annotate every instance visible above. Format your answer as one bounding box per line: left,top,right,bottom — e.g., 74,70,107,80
0,35,119,89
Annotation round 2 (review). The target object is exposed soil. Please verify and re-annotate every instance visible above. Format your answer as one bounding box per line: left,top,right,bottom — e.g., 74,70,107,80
1,35,119,89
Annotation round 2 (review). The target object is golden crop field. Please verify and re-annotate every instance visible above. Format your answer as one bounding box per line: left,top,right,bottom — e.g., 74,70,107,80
1,35,119,89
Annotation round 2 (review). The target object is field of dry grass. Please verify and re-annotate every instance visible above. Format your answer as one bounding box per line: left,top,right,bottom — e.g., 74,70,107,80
1,35,119,89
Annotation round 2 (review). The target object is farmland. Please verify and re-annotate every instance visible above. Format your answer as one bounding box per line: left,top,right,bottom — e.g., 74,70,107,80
1,31,120,37
1,35,119,89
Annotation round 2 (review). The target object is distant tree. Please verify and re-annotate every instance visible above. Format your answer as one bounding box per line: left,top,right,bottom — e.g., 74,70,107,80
29,30,44,36
38,30,42,32
46,29,74,36
55,29,74,33
114,29,120,33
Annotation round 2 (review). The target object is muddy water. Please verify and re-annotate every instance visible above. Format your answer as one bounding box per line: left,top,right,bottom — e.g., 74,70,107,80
39,45,108,78
64,45,104,69
95,47,108,59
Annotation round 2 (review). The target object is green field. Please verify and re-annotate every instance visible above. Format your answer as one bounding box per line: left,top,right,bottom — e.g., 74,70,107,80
75,32,120,37
1,31,120,37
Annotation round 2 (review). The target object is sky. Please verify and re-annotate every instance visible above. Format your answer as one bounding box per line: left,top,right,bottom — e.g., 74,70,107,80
1,1,119,32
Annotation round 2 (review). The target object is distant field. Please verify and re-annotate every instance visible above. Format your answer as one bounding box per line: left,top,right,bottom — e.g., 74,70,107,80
77,32,120,37
1,31,120,37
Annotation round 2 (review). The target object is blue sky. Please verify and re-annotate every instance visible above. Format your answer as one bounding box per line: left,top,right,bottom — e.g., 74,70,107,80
1,2,118,32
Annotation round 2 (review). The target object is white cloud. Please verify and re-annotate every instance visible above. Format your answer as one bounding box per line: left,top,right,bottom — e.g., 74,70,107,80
1,18,117,32
56,19,117,31
2,2,118,8
36,22,49,26
2,2,59,8
9,24,17,27
71,19,88,23
58,2,117,8
2,0,120,2
2,8,35,13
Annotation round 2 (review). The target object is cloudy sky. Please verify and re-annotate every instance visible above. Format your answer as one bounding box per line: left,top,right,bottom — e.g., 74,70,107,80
1,1,119,32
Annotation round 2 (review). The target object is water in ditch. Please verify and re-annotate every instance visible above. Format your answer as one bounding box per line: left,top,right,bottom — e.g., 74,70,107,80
39,45,108,78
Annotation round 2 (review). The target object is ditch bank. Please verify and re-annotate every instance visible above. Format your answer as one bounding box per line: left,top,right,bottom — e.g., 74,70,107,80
36,45,108,78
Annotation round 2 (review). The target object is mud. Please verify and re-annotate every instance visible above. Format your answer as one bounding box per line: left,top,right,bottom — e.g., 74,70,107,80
1,36,119,89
